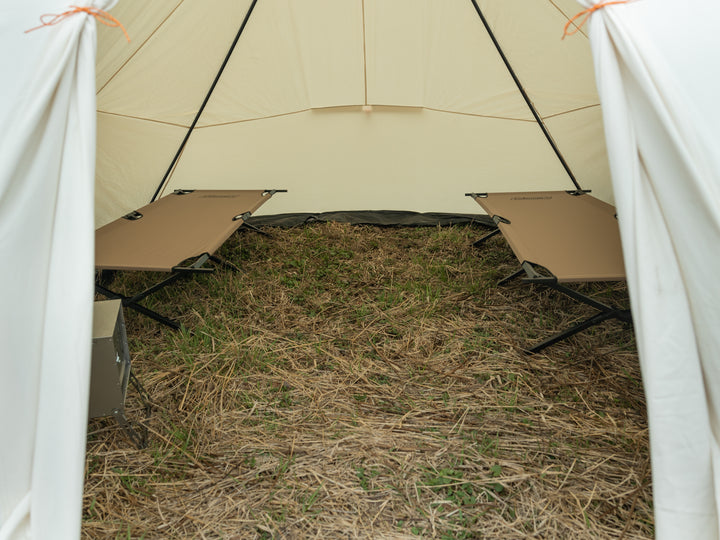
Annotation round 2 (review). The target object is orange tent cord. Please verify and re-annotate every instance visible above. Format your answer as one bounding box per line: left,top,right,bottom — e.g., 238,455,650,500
562,1,631,39
25,5,129,41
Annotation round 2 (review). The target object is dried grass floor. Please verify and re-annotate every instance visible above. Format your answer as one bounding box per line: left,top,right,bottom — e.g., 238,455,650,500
85,222,651,539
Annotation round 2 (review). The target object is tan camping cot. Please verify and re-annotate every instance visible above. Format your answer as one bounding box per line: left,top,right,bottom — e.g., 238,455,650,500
466,190,631,353
95,189,285,329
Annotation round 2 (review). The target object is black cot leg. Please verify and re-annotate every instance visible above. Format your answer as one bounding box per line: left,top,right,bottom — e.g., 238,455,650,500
516,273,633,353
122,301,181,330
472,228,501,247
125,273,184,306
208,254,241,273
525,309,627,354
239,221,271,236
95,283,181,330
94,254,220,330
112,408,148,449
498,267,525,286
111,370,152,449
95,252,245,330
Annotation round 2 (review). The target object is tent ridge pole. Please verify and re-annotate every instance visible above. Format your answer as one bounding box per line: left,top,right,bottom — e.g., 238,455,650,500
468,0,583,192
150,0,260,203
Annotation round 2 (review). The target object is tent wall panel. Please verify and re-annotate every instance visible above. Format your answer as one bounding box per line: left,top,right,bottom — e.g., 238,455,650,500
95,1,183,91
544,106,612,202
94,0,611,222
160,107,570,216
364,0,531,118
95,114,187,227
477,0,600,118
96,0,255,126
201,0,366,124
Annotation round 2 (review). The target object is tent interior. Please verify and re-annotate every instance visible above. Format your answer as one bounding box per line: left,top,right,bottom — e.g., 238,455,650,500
9,0,720,538
95,0,611,226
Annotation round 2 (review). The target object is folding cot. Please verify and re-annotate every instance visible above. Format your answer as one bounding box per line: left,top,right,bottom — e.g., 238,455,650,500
95,189,285,329
466,191,631,353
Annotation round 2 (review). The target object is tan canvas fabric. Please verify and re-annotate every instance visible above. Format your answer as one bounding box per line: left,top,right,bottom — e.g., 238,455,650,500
470,191,625,282
95,190,272,272
162,107,571,217
95,1,612,227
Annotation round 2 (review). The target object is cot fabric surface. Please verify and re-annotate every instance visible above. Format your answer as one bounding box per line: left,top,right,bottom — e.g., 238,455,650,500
469,191,625,282
96,189,273,272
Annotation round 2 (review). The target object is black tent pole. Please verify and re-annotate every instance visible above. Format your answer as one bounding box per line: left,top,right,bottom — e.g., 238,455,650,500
150,0,260,202
469,1,584,192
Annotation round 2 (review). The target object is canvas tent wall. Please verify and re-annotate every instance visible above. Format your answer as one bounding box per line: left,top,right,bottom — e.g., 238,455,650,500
94,0,612,227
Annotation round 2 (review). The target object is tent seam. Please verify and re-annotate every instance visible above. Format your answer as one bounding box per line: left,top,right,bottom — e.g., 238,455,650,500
96,1,186,96
361,0,368,106
548,0,590,40
96,110,189,128
185,106,541,129
96,106,591,128
543,103,602,120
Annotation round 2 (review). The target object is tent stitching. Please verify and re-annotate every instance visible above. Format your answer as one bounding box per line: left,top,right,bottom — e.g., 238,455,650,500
96,1,186,95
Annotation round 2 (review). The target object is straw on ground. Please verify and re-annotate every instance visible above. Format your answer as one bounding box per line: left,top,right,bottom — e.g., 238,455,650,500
85,222,650,539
